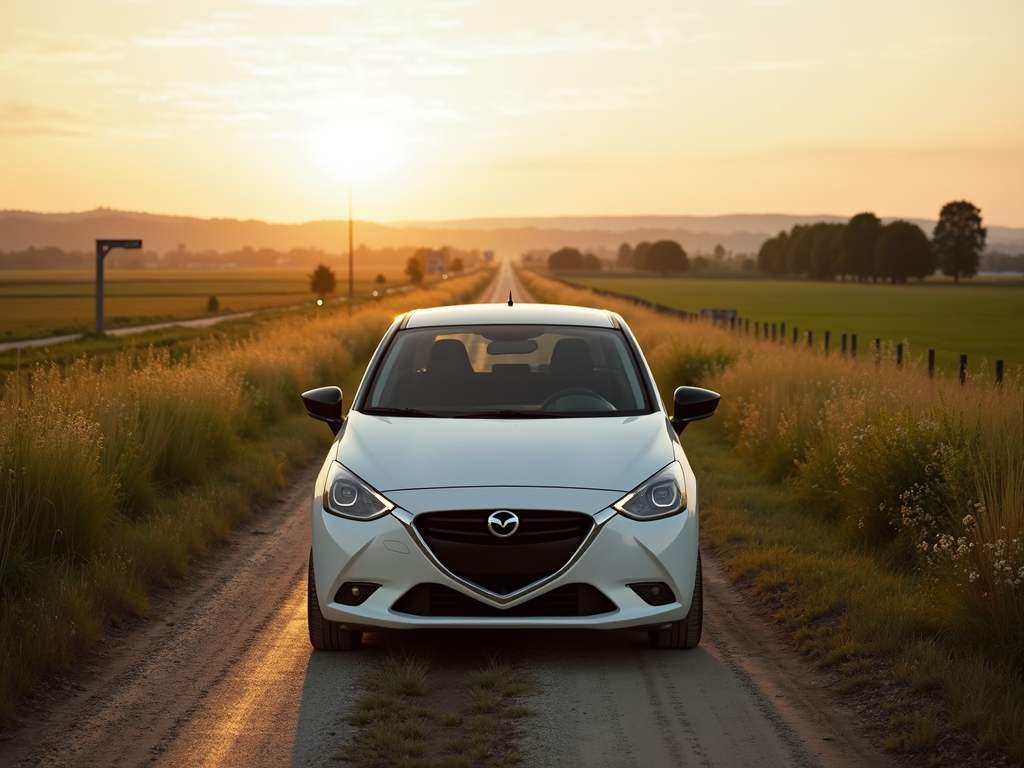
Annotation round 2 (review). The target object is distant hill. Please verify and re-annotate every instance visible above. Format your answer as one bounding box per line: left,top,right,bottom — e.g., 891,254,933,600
2,209,1022,258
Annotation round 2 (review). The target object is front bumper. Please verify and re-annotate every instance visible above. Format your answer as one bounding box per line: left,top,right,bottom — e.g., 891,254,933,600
310,485,699,631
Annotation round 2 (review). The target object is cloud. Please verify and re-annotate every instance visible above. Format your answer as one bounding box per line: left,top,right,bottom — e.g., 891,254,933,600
0,30,122,71
0,101,88,137
721,60,812,73
494,87,652,117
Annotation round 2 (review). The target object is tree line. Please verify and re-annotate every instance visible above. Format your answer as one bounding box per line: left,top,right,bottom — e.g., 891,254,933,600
757,201,987,284
0,243,481,273
547,240,692,275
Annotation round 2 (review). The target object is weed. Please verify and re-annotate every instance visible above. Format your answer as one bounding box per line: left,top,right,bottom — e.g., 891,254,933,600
883,705,943,752
342,652,535,767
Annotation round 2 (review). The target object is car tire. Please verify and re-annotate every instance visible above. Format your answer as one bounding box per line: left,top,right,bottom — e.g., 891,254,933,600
649,552,702,649
308,551,363,651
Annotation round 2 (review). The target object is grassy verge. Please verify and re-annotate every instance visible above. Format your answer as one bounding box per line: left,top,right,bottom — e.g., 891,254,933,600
519,267,1024,765
342,653,534,767
0,269,495,722
689,423,1023,762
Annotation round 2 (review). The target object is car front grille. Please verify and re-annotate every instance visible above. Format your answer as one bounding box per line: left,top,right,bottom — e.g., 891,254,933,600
391,583,616,617
413,510,595,595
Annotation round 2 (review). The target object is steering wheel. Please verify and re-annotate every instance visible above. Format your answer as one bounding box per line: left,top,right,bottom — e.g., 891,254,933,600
540,388,615,412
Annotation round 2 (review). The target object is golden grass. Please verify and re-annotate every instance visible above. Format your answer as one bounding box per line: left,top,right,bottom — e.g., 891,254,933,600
0,269,495,721
519,267,1024,762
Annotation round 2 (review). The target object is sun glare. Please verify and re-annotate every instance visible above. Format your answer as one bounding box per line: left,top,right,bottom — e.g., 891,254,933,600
308,120,405,182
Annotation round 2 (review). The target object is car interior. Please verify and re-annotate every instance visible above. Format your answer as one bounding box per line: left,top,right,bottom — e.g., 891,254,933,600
366,326,648,414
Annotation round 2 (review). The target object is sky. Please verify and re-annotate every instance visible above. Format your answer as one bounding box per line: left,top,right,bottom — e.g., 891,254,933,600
1,0,1023,226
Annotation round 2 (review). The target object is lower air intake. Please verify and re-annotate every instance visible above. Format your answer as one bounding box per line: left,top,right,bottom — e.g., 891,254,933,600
392,583,615,618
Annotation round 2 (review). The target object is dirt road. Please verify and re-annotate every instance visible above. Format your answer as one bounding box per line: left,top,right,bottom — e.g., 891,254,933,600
0,263,893,767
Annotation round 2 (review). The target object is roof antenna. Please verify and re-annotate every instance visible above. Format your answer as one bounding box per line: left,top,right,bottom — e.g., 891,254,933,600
507,291,514,307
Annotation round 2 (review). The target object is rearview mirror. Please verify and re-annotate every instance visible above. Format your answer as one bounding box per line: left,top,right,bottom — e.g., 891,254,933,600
301,386,344,435
670,386,720,435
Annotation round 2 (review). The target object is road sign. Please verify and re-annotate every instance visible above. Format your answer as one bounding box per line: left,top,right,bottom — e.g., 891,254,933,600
96,239,143,334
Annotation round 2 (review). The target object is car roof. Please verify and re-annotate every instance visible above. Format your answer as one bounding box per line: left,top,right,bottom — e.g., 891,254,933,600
403,302,617,329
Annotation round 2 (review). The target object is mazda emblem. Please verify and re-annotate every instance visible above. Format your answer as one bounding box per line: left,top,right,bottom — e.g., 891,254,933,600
487,510,519,538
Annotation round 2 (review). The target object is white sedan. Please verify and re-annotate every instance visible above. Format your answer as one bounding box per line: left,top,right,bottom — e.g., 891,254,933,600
301,302,719,650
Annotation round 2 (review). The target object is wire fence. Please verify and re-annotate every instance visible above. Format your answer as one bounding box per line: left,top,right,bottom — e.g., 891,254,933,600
545,273,1008,386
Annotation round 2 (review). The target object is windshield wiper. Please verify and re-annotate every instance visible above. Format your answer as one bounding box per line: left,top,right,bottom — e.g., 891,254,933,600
453,410,564,419
361,407,439,418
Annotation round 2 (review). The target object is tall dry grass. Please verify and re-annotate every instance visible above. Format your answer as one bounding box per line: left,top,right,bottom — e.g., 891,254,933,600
520,269,1024,665
0,271,493,718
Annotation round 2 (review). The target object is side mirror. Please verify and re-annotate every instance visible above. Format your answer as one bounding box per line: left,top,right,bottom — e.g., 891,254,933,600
670,386,720,435
301,386,344,435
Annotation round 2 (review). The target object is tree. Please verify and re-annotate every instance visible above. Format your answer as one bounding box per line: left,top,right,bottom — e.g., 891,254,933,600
875,221,933,283
405,257,423,284
617,242,633,269
375,273,386,284
309,263,336,299
933,200,986,284
581,252,603,271
633,241,652,271
757,231,788,275
645,240,689,275
713,244,726,261
450,257,464,273
548,247,583,271
842,213,882,282
787,225,815,275
809,223,844,280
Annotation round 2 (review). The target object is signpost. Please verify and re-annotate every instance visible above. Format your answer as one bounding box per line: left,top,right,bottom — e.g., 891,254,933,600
96,239,142,335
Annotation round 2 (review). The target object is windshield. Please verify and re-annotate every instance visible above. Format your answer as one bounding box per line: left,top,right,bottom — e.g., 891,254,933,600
362,324,652,417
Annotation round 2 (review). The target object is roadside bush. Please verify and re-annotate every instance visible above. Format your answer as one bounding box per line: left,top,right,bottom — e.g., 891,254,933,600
519,267,1024,670
0,268,496,720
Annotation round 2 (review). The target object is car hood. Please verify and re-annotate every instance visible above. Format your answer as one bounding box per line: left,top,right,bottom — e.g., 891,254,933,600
337,411,675,493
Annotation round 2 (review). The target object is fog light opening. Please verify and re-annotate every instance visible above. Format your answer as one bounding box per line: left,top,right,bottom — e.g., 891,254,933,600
628,582,676,606
335,582,381,606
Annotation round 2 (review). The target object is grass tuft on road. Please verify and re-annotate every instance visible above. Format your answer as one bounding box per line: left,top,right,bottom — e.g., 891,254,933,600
342,655,534,767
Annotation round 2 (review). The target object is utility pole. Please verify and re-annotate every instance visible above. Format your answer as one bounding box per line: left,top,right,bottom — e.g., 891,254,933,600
96,239,142,335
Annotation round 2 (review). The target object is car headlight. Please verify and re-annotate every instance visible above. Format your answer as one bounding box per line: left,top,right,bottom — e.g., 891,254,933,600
322,462,395,520
612,462,688,520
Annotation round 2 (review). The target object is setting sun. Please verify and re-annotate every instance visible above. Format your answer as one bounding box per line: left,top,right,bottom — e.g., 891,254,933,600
308,119,405,183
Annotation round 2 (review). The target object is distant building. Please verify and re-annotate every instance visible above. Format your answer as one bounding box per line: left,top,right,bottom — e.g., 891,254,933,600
424,250,447,276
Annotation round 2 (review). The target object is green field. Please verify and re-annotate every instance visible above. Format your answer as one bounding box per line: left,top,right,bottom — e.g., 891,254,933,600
571,275,1024,375
0,268,408,339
